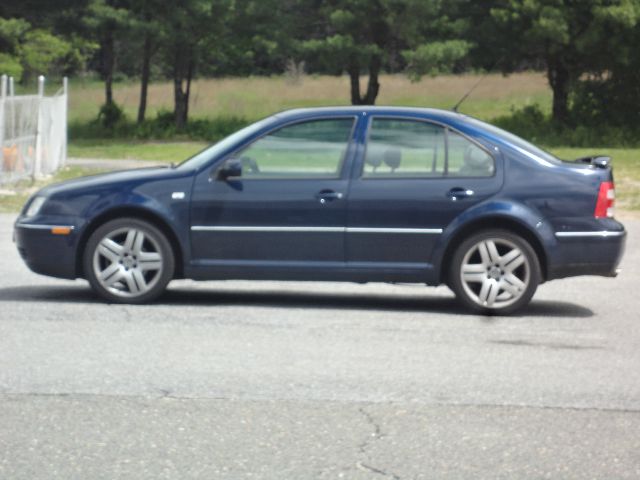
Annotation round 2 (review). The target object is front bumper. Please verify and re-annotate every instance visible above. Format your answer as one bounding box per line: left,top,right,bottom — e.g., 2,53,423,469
14,221,79,279
547,229,626,280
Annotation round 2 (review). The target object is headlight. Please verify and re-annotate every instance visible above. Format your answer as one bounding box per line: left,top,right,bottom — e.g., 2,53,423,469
25,196,46,217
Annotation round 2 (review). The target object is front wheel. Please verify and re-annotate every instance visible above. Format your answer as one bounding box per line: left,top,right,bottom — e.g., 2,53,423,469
83,218,175,304
449,230,541,315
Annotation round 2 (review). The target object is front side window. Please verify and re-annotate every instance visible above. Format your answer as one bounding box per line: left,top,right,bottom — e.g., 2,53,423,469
233,118,355,179
363,118,494,178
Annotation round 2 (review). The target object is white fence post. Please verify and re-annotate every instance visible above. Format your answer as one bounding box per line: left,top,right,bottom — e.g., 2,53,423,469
34,75,45,181
0,75,6,173
62,77,68,167
8,77,15,142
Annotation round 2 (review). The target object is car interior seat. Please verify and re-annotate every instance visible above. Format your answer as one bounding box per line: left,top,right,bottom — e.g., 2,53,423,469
365,146,384,173
459,145,491,176
384,147,401,173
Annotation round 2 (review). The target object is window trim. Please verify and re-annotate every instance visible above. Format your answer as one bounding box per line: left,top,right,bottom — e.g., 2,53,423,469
359,115,497,180
215,116,359,181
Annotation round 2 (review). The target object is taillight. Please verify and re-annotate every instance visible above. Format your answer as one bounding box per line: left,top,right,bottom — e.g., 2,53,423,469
594,181,615,218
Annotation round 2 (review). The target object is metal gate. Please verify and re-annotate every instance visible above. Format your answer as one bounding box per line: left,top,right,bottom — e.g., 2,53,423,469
0,75,68,185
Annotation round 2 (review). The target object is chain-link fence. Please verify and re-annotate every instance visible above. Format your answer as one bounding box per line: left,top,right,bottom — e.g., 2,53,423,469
0,75,68,185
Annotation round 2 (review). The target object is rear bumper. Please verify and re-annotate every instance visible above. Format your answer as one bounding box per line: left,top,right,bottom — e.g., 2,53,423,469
14,222,78,279
547,229,626,280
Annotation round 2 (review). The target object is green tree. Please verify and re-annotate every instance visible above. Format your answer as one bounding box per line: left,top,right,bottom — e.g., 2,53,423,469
299,0,470,105
0,18,29,79
488,0,640,124
84,0,131,106
156,0,228,128
208,0,299,76
20,29,74,81
571,1,640,126
0,53,23,78
0,17,88,82
128,0,164,123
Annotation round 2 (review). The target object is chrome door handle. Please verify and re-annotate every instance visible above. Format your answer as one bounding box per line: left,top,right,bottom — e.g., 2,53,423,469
447,187,474,201
316,190,343,204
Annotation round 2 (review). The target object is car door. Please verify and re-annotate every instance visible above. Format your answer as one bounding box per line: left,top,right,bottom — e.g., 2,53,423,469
189,116,357,269
346,115,503,272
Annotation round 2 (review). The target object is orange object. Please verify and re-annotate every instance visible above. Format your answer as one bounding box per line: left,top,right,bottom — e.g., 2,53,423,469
2,145,18,171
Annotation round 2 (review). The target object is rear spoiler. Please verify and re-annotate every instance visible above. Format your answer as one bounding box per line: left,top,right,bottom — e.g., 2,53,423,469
573,155,611,169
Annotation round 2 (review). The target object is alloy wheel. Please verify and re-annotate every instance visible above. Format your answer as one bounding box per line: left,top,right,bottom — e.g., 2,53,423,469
459,237,531,310
92,227,164,298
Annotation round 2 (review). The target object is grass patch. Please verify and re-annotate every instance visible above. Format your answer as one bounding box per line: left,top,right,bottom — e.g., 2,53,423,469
68,140,208,162
493,105,640,148
67,72,551,124
66,72,639,147
549,147,640,211
0,166,105,213
69,113,248,142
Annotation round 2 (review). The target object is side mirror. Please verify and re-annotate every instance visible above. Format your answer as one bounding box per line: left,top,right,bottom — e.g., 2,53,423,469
216,158,243,180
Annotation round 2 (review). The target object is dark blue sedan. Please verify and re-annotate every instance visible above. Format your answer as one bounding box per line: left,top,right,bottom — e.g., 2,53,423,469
14,107,626,313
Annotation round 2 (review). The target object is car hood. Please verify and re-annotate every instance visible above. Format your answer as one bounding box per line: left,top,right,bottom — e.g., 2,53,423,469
39,166,187,197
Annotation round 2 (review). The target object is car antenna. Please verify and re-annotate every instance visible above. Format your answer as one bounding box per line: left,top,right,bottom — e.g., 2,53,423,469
452,69,493,113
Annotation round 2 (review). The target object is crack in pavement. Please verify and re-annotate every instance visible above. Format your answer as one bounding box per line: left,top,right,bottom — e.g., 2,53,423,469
358,406,383,450
356,461,401,480
118,305,133,323
356,406,401,480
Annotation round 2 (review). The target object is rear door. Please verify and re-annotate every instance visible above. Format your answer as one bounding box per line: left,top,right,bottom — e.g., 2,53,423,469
346,116,503,271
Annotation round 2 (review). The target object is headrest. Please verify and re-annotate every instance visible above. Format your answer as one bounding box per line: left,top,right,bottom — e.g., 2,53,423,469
464,145,490,168
383,147,401,170
366,146,384,168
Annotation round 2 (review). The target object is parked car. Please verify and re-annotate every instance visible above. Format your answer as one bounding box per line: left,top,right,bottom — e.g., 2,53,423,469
14,107,626,314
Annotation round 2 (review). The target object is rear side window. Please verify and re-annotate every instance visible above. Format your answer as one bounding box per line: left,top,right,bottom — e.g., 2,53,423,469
447,130,495,177
362,118,494,178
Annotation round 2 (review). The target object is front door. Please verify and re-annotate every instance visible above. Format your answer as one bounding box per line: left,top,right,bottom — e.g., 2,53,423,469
190,117,357,269
346,116,503,273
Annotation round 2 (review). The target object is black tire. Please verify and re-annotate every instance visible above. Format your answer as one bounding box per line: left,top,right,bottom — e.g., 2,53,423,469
83,217,175,304
448,229,541,315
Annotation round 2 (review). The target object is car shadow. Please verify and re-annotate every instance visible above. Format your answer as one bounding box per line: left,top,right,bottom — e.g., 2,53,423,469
0,284,594,318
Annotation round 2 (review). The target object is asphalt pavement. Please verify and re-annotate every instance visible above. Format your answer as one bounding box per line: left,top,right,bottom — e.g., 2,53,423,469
0,213,638,479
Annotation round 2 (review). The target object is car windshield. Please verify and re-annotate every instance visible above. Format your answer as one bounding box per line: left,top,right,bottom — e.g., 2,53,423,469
463,116,562,165
175,116,276,170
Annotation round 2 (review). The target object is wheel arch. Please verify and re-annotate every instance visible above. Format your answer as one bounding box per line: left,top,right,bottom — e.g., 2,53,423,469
438,215,549,284
75,206,185,279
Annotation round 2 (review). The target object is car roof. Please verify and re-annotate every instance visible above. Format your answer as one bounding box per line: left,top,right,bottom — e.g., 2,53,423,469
273,105,468,121
271,106,496,144
271,106,487,137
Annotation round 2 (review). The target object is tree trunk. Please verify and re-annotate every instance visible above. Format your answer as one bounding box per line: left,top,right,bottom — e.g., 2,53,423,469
362,55,381,105
173,49,189,129
547,58,570,124
137,32,152,123
348,56,381,106
103,31,115,105
184,59,194,121
173,59,194,129
348,63,362,105
174,77,187,130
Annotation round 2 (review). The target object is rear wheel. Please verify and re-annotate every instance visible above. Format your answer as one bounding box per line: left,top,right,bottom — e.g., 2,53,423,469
83,218,174,304
449,230,540,315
